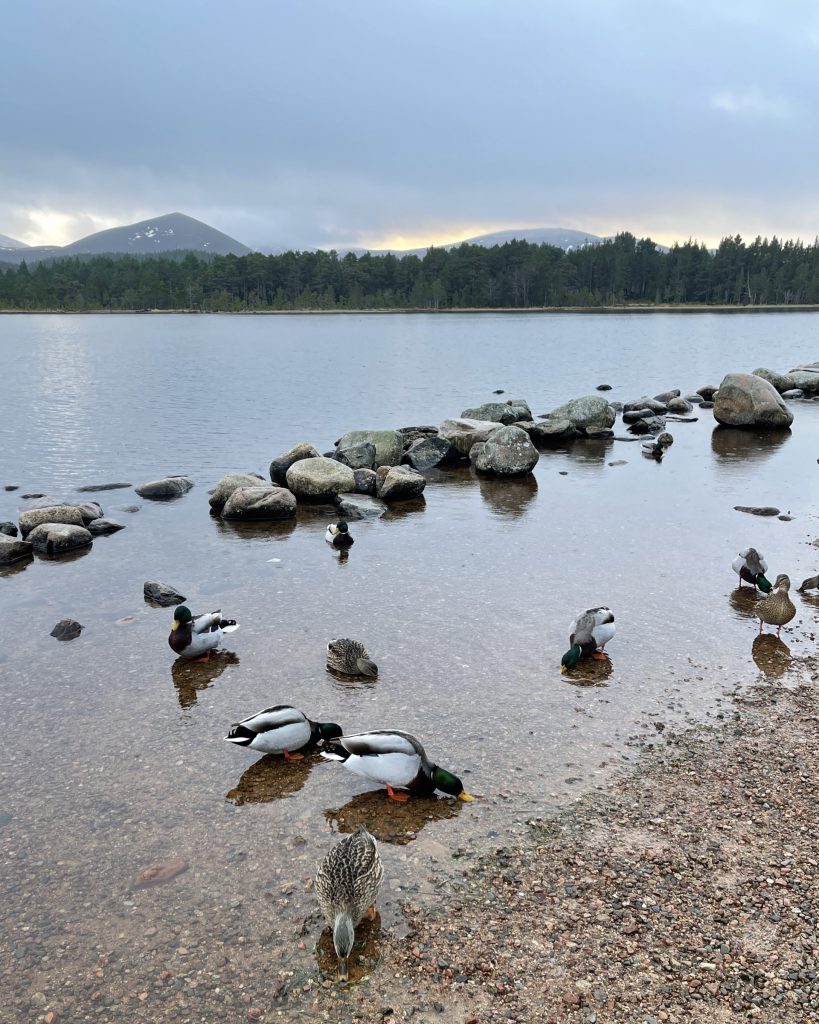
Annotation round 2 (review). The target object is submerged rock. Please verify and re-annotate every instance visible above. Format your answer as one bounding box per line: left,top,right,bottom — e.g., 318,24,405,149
221,485,297,520
129,858,189,890
713,373,793,428
87,518,125,535
27,523,93,556
734,505,781,516
50,618,83,641
135,476,193,499
75,482,132,492
144,580,186,607
269,442,321,485
470,425,539,476
0,534,32,565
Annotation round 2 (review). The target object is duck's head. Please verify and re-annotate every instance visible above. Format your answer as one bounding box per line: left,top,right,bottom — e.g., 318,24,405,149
560,644,583,672
333,912,355,981
318,721,343,741
431,765,474,801
335,521,349,534
657,432,674,448
172,605,192,630
756,574,773,593
773,574,791,592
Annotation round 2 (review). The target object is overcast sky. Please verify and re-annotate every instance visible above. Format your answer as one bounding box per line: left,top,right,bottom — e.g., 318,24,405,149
3,0,819,251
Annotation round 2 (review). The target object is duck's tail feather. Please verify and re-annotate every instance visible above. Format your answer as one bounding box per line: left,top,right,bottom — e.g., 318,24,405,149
357,657,378,678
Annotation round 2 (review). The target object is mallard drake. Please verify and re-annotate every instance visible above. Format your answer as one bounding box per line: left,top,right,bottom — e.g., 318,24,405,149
326,639,377,678
733,548,772,592
641,432,674,460
755,574,796,636
326,521,354,548
224,705,342,760
561,607,615,672
315,825,384,981
322,730,474,802
168,605,238,660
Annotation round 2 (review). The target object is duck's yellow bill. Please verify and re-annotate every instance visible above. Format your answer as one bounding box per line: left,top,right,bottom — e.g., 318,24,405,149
458,791,475,802
559,665,567,673
171,621,179,631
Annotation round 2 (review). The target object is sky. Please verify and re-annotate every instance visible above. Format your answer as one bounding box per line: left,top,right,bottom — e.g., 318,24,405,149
3,0,819,252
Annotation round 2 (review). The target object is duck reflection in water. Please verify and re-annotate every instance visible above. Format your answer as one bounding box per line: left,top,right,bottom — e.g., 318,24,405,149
171,650,239,709
323,789,463,846
226,752,319,805
751,634,792,680
728,586,764,621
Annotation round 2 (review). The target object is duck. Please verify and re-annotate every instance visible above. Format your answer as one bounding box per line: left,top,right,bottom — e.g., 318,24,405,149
224,705,342,760
732,547,772,592
641,432,674,460
326,638,378,678
326,521,354,548
322,730,474,802
560,607,615,672
755,574,796,637
797,574,819,593
315,825,384,981
168,605,238,660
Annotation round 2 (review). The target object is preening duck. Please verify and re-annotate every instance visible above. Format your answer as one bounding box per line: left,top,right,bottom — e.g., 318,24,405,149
733,548,772,592
325,521,354,548
755,574,796,637
322,730,474,802
641,432,674,460
326,638,378,678
315,825,384,981
224,705,342,759
561,606,615,672
168,605,238,660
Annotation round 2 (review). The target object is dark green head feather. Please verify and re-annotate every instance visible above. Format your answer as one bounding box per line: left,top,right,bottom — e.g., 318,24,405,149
174,605,192,623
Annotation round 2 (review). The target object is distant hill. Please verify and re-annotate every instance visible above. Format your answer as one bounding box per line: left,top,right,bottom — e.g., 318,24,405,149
0,232,29,256
0,213,251,264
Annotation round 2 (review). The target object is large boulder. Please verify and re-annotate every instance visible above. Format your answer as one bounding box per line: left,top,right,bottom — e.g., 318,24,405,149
269,442,321,485
208,473,266,513
135,476,193,499
336,430,403,468
286,458,355,500
753,368,796,393
438,418,502,456
713,373,794,428
335,493,389,519
221,485,297,520
460,402,516,425
19,504,84,537
376,466,427,502
27,523,93,556
470,425,539,476
0,533,32,565
336,442,376,470
403,436,454,471
546,395,616,431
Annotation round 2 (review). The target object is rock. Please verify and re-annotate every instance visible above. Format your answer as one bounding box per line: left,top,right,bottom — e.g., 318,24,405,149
335,493,388,519
623,397,668,414
608,460,628,467
685,393,704,404
753,367,796,393
129,858,189,890
627,415,667,435
596,384,612,391
72,501,104,525
0,533,33,564
134,476,194,499
27,523,93,556
376,465,427,502
470,425,539,475
75,482,132,492
504,398,533,421
781,389,804,400
115,504,141,513
403,436,454,471
700,400,714,409
336,442,376,470
3,484,18,491
269,442,321,485
221,485,297,520
50,618,83,641
144,581,186,607
622,408,655,423
713,373,794,428
0,522,18,537
438,418,503,456
336,430,403,468
547,395,616,430
398,425,439,448
87,518,125,535
526,418,578,443
208,473,267,513
666,397,694,413
460,402,516,425
697,384,718,400
654,388,681,404
734,505,781,516
584,427,615,438
353,468,377,495
21,494,61,508
19,504,85,537
286,457,356,500
786,369,819,394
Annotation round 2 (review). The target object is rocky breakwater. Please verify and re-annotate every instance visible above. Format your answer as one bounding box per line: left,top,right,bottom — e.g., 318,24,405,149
713,372,794,429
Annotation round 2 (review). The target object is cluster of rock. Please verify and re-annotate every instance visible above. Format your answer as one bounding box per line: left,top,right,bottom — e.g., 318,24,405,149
0,495,125,566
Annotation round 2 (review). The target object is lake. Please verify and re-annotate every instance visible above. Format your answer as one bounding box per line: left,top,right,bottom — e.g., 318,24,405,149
1,311,818,1014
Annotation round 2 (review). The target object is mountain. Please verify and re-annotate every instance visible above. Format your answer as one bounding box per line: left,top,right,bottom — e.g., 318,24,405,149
0,213,251,264
0,232,28,250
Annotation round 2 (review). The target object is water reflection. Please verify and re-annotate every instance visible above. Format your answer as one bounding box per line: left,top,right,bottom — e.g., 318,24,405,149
212,517,297,542
711,426,791,463
728,587,762,622
34,544,93,565
0,557,32,578
567,437,615,465
751,634,792,679
316,913,381,982
324,789,462,845
171,650,240,708
325,667,380,691
226,751,317,805
477,473,538,518
383,497,426,520
561,657,613,688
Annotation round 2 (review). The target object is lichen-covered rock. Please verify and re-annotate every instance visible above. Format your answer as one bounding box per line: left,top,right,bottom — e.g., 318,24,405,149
221,485,297,520
403,436,454,470
19,504,85,537
470,425,539,476
269,442,321,485
0,533,32,564
505,399,533,421
353,468,377,495
27,523,93,556
786,367,819,394
72,501,104,525
335,493,389,519
546,395,616,431
713,373,794,428
753,368,796,393
144,581,186,607
286,458,356,500
376,465,427,502
208,473,266,513
336,442,376,470
460,402,516,425
135,476,193,499
336,430,403,468
438,418,502,456
87,518,125,535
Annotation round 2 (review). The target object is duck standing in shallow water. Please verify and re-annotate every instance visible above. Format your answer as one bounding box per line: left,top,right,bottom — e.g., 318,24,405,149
168,605,238,661
224,705,342,759
325,521,354,548
326,638,377,677
755,574,796,637
561,607,616,672
322,730,474,802
641,432,674,460
315,825,383,981
733,547,772,592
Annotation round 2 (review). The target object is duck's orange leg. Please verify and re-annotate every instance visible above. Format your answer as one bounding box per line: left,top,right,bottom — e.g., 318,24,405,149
386,784,409,802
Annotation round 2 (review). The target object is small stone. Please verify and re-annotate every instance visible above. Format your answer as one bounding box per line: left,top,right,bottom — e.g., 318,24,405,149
50,618,83,641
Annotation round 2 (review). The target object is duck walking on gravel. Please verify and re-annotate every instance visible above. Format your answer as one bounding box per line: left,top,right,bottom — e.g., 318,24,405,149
224,705,342,760
755,574,796,637
326,638,378,678
325,521,354,549
561,607,616,672
315,825,384,981
733,547,773,592
168,605,238,661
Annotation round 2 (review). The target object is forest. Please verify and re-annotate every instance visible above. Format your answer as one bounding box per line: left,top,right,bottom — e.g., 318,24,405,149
2,232,819,311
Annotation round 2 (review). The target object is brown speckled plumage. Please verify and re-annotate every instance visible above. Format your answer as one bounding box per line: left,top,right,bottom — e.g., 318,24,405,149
756,574,796,635
326,638,378,677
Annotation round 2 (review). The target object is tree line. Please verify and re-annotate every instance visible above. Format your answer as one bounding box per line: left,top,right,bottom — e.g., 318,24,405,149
2,232,819,311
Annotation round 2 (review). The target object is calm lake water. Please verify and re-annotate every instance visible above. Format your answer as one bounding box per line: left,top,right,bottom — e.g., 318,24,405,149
1,312,818,1016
